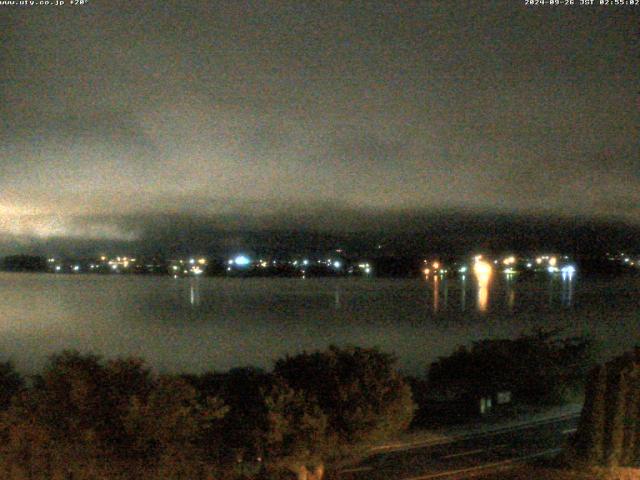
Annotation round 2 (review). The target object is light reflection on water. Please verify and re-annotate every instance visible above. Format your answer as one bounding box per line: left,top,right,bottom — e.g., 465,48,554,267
189,279,200,307
432,275,439,312
460,275,467,311
561,271,575,307
422,271,577,314
477,276,490,312
0,272,637,376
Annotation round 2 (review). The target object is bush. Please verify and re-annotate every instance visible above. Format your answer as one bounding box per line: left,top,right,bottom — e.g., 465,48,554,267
0,351,229,478
428,329,593,405
274,346,416,461
123,375,228,459
263,380,329,476
0,361,23,410
184,367,274,464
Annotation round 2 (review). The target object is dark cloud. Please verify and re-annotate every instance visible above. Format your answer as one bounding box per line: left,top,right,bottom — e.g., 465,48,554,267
0,1,638,252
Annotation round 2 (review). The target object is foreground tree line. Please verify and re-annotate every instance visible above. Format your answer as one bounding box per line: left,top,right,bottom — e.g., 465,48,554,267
0,332,594,480
427,329,592,403
0,347,414,480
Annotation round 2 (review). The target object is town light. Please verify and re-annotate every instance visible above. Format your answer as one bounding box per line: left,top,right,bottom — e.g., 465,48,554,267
473,259,493,280
234,255,251,266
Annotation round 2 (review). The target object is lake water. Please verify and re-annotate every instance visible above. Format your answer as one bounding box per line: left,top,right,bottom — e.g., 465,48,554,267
0,272,638,375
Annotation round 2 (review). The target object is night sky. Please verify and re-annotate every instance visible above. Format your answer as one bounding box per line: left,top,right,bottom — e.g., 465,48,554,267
1,1,638,254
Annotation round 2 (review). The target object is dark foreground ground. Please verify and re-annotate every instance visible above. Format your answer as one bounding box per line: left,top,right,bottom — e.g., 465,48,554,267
335,406,638,480
339,414,580,480
479,466,640,480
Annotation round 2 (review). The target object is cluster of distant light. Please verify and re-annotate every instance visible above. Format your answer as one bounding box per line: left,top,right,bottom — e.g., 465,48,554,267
48,255,146,274
40,251,640,278
44,253,373,278
46,255,212,276
421,254,577,280
224,254,371,278
169,257,208,277
607,252,640,268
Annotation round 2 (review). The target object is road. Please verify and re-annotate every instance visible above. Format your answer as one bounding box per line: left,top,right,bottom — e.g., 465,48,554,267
339,414,580,480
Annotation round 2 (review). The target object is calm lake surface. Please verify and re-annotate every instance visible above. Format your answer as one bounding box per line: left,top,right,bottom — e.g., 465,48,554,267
1,272,638,375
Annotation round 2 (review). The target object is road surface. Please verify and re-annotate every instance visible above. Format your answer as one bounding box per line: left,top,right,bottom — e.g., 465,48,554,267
339,414,580,480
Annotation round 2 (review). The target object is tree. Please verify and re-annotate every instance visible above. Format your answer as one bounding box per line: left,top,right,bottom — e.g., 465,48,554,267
604,367,628,466
274,346,416,458
428,330,593,405
622,360,640,465
570,349,640,467
263,380,328,478
573,364,607,464
31,351,109,452
123,375,228,460
184,367,274,464
0,347,416,479
0,361,23,410
0,255,47,272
